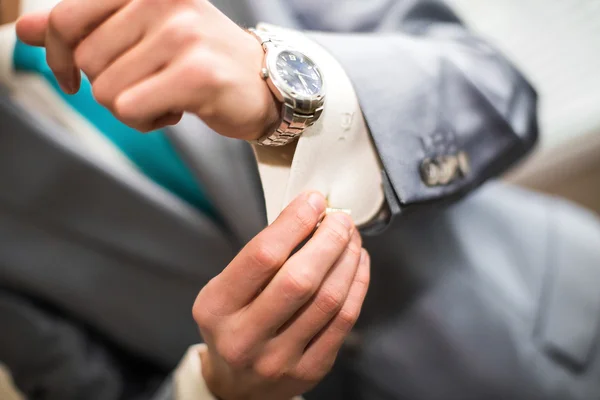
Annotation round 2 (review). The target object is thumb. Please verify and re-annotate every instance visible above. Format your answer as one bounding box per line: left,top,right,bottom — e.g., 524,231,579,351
16,12,50,47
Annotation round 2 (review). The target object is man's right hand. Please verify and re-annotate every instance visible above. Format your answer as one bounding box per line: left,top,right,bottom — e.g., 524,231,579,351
193,192,370,400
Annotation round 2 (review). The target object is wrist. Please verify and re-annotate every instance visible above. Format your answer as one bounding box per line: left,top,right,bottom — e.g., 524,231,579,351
258,95,282,141
199,348,224,398
247,30,282,141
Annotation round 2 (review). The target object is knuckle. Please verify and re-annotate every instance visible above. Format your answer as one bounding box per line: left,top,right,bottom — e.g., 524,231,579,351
253,357,287,381
48,7,69,41
314,287,345,316
161,11,202,44
355,256,371,289
281,270,315,302
356,267,371,288
347,233,363,257
216,337,252,369
192,291,215,330
191,304,207,328
182,52,216,85
73,44,93,72
182,51,231,92
292,204,318,233
294,362,330,385
249,242,282,274
334,308,360,334
113,97,138,125
91,81,114,110
322,223,351,248
346,240,363,259
316,358,336,380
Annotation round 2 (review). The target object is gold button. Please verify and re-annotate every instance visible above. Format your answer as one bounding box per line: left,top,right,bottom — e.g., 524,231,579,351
457,151,471,177
436,156,457,185
421,159,440,187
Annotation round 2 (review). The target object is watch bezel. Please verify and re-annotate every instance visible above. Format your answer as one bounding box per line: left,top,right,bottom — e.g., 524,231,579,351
265,48,326,106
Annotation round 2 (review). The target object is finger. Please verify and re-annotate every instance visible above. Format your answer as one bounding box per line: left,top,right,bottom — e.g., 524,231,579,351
295,249,370,380
45,0,126,93
200,192,327,315
148,112,184,131
243,212,355,336
16,12,50,47
275,229,362,351
91,12,201,114
113,48,217,130
45,25,80,94
74,0,153,82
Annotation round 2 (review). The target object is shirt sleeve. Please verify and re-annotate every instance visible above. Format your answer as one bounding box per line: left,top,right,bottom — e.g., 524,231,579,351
251,24,386,229
170,344,304,400
170,345,218,400
0,364,25,400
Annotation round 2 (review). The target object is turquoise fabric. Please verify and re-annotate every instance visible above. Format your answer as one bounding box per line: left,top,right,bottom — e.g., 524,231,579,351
13,39,218,218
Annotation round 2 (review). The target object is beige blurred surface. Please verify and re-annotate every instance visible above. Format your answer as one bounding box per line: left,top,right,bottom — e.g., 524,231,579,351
506,131,600,215
0,364,24,400
451,0,600,214
0,0,20,24
450,0,600,149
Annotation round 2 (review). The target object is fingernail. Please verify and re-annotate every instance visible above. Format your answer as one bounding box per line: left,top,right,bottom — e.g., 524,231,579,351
59,70,80,95
59,80,74,95
332,212,353,231
307,192,326,214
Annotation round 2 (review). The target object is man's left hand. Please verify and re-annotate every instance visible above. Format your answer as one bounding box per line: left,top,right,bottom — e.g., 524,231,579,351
16,0,281,138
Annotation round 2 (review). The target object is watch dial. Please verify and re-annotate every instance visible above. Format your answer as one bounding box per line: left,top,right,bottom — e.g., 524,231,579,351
275,51,323,96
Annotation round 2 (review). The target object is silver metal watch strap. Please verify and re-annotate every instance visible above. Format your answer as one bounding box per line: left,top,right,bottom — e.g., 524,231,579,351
258,103,319,147
249,28,321,147
251,28,284,48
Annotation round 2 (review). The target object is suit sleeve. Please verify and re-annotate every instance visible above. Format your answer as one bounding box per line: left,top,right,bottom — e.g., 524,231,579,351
288,0,539,216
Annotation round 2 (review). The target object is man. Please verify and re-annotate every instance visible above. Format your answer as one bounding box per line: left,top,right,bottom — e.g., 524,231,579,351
2,0,600,399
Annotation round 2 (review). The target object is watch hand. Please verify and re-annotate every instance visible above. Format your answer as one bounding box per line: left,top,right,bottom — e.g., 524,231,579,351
298,74,309,91
295,71,314,78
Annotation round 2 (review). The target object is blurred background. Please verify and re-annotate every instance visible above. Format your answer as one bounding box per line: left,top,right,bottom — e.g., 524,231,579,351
450,0,600,214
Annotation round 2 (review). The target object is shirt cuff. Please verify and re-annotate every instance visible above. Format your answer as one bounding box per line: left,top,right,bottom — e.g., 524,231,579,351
250,24,385,227
173,344,304,400
0,363,25,400
172,344,218,400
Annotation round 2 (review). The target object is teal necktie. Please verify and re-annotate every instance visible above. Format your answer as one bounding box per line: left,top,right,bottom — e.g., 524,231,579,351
13,39,218,219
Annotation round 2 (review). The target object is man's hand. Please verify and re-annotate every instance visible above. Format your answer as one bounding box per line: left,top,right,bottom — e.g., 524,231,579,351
193,192,370,400
15,0,280,139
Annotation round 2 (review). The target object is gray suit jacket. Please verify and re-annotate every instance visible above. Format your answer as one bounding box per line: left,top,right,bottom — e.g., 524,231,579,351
1,1,598,400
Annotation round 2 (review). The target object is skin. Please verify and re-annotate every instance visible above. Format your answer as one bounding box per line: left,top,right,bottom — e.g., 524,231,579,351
16,2,372,399
16,0,281,139
194,192,370,399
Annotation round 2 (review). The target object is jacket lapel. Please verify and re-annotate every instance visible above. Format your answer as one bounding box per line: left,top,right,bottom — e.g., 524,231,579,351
0,94,236,277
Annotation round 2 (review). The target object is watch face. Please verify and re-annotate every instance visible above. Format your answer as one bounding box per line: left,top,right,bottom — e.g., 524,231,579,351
275,51,323,97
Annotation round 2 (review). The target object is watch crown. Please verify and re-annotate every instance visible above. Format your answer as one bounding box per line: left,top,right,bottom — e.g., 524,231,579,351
260,68,269,79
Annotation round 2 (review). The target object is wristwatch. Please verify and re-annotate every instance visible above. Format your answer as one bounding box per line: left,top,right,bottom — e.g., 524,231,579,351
249,28,326,147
